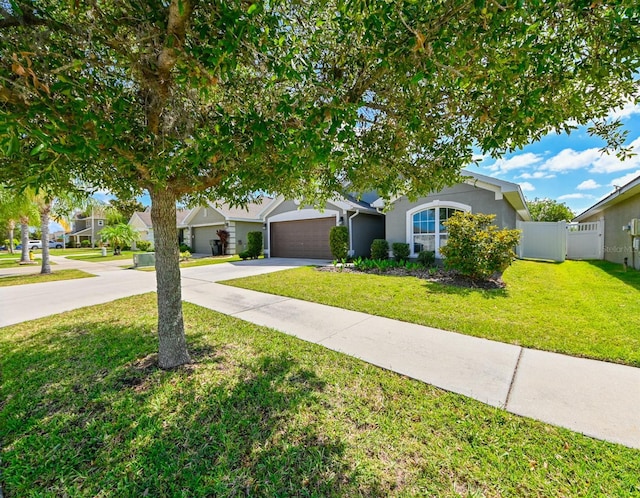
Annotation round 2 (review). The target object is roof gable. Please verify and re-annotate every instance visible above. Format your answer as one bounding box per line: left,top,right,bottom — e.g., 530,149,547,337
182,197,276,226
371,170,531,220
129,208,192,228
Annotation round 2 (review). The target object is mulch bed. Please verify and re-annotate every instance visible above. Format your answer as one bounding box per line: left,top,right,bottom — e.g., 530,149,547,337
316,265,506,289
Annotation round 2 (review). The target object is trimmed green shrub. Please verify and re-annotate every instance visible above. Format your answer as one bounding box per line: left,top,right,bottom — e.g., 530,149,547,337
417,250,436,267
329,226,349,260
239,250,250,260
392,242,410,262
370,239,389,260
81,240,91,248
179,243,192,253
439,212,521,281
247,231,263,258
136,240,152,251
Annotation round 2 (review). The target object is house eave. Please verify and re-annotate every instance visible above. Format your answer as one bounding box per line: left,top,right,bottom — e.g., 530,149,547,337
574,176,640,222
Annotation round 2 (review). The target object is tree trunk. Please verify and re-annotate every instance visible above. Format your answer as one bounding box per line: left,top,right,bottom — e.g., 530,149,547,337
19,219,29,263
8,220,15,254
40,206,51,274
150,187,191,369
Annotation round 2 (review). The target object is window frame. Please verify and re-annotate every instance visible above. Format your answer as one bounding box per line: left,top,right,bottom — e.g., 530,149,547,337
405,200,471,258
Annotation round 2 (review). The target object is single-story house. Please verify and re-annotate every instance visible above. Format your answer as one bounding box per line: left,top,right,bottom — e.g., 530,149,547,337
372,170,531,258
262,194,385,259
129,208,192,249
573,174,640,269
180,198,275,255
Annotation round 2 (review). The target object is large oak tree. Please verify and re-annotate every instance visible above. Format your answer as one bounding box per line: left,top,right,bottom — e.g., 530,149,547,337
1,0,638,367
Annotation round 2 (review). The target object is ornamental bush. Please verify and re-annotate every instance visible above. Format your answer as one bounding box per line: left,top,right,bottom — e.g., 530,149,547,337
370,239,389,260
136,240,152,251
439,212,521,281
329,226,349,260
417,250,436,267
391,242,410,261
247,231,263,258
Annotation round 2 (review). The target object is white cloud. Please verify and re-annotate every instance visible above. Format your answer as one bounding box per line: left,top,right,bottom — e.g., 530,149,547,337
517,171,556,180
519,182,535,192
576,179,601,190
539,148,602,173
528,137,640,175
588,137,640,174
557,193,595,201
610,169,640,188
486,152,543,174
607,102,640,120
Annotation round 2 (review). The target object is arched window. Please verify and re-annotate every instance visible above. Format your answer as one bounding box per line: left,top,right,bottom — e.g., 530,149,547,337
406,201,470,258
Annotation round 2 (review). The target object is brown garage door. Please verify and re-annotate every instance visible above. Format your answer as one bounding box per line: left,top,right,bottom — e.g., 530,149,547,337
271,218,335,259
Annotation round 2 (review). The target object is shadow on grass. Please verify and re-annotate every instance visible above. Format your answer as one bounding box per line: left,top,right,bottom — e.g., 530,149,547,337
0,319,355,496
422,280,508,299
585,259,640,292
517,258,564,265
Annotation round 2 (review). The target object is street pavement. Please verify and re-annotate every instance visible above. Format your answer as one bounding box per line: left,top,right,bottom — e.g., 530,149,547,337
1,255,638,449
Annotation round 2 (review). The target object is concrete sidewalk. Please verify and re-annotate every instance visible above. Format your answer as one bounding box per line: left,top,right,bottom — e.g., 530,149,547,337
181,278,640,450
1,257,638,449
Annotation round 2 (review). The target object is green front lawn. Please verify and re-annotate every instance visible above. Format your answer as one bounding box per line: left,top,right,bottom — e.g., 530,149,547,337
0,269,94,287
64,250,145,262
1,294,638,496
0,254,56,268
134,255,244,271
224,260,640,367
180,254,243,267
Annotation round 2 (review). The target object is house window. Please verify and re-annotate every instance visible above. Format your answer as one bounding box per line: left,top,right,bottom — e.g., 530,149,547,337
97,220,104,226
409,203,469,257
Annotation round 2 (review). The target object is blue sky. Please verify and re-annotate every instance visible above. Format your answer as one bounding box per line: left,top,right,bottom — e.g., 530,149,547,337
471,102,640,217
90,102,640,219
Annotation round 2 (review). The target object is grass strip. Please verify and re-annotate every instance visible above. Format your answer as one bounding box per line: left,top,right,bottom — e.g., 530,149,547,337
1,294,638,496
0,269,94,287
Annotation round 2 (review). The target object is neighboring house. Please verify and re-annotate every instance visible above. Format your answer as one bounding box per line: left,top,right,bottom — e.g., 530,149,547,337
128,208,192,249
263,193,385,259
67,209,107,247
573,174,640,269
180,199,274,255
372,170,531,258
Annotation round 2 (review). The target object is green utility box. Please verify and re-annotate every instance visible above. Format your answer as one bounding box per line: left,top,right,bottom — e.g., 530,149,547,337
134,252,156,268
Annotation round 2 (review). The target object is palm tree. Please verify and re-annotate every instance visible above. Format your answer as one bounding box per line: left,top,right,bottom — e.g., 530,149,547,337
100,223,139,255
0,187,38,262
32,189,92,273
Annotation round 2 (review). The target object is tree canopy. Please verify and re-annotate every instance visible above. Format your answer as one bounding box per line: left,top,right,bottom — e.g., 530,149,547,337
1,0,638,367
527,197,576,222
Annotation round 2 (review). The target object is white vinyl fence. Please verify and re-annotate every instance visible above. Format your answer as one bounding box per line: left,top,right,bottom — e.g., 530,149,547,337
516,220,604,262
516,221,567,262
566,221,604,260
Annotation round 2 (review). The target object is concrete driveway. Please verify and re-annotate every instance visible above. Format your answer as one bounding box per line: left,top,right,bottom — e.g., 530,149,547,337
181,257,328,283
0,257,326,328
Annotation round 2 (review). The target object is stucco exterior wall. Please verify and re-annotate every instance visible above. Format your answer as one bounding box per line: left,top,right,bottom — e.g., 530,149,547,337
267,199,342,218
583,195,640,268
384,183,518,245
189,206,226,226
234,221,264,254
